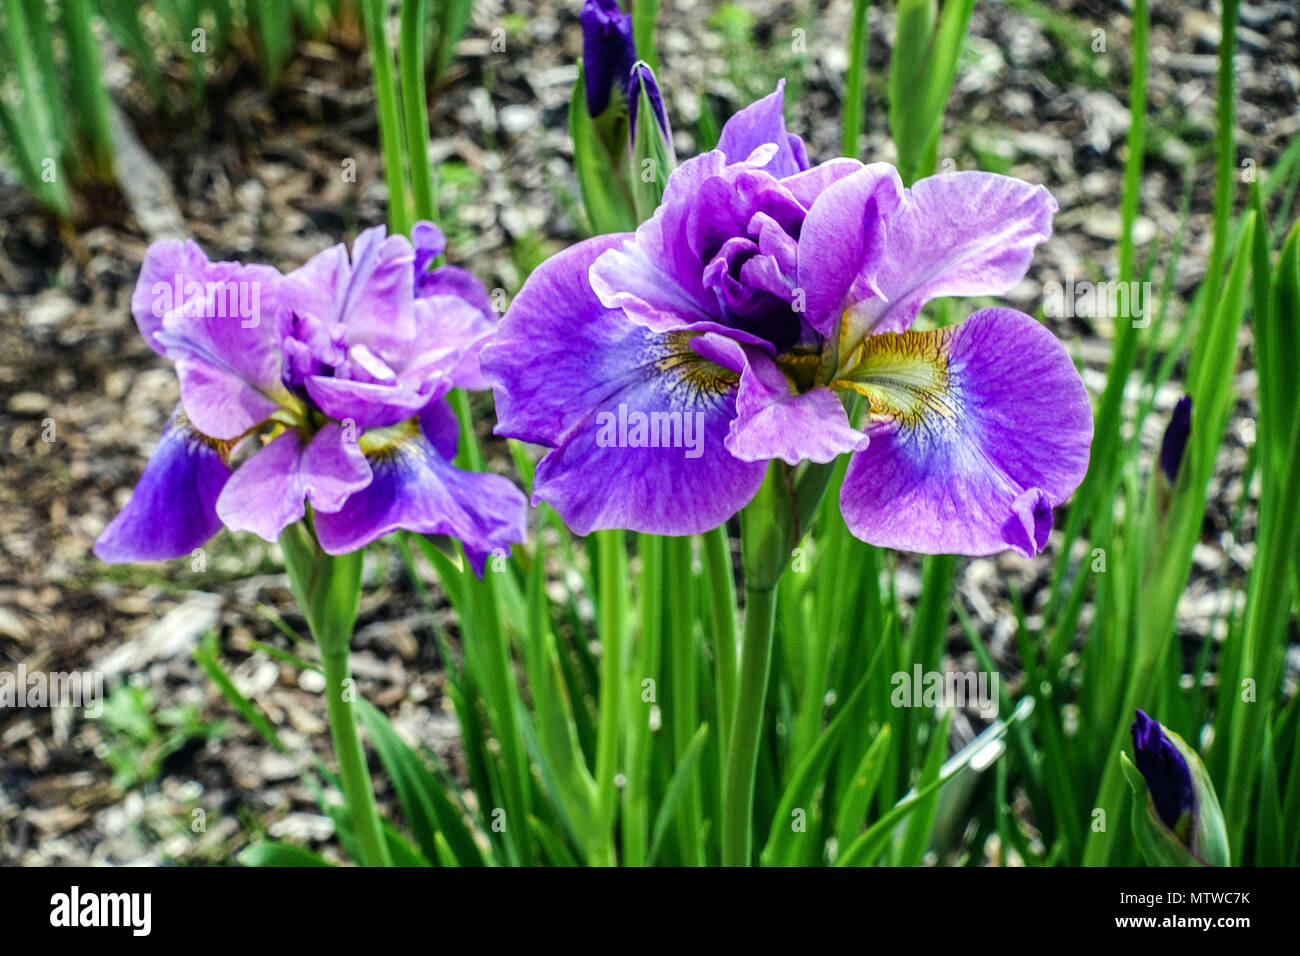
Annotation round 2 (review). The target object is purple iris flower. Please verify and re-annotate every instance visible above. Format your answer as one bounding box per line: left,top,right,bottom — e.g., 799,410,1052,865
1159,395,1192,484
95,223,526,574
483,82,1093,554
1131,710,1195,831
580,0,636,117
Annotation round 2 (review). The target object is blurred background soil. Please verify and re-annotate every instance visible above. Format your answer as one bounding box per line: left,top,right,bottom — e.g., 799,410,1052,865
0,0,1296,864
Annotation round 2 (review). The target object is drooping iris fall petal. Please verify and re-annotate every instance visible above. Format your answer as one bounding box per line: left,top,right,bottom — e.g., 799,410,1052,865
836,308,1093,556
314,422,526,574
483,236,766,535
93,408,233,563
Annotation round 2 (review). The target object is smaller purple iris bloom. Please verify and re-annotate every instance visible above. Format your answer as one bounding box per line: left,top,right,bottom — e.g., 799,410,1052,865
1131,710,1195,831
95,223,526,574
579,0,636,118
1159,395,1192,483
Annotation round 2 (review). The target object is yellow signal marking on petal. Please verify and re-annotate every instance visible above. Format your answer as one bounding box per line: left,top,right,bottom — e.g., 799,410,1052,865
831,328,962,438
358,417,421,458
653,331,739,398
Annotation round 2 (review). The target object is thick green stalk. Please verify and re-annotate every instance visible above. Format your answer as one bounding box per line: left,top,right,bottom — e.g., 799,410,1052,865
593,528,628,865
623,533,664,866
702,525,738,755
320,645,391,866
399,0,436,221
361,0,411,235
721,583,777,866
666,534,704,864
722,463,795,866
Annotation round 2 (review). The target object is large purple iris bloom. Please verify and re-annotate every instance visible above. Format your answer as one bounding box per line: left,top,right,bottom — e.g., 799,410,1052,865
483,83,1092,554
95,222,526,574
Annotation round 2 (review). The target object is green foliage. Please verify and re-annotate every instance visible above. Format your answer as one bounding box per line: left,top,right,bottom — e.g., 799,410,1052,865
89,683,225,790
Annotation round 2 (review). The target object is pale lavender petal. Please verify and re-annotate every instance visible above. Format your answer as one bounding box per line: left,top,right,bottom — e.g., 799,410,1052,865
94,408,232,563
795,163,904,337
133,239,288,440
304,375,445,429
838,308,1092,557
216,431,308,541
215,426,372,542
409,294,496,390
299,423,372,513
853,172,1058,340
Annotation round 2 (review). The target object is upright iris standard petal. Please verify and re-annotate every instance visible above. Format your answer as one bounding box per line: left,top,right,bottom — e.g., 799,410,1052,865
1131,710,1195,830
132,240,289,441
483,237,767,535
314,422,527,574
216,424,372,542
796,163,904,336
579,0,635,117
94,408,233,563
837,308,1093,556
845,172,1058,342
714,79,810,180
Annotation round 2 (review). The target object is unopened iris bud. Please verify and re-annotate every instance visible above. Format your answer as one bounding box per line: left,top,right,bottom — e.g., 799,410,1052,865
1159,395,1192,483
628,61,671,148
1131,709,1193,830
579,0,635,118
1122,709,1229,866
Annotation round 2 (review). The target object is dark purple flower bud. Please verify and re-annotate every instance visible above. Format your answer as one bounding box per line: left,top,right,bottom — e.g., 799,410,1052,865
580,0,635,118
1159,395,1192,483
1131,710,1194,830
627,61,670,146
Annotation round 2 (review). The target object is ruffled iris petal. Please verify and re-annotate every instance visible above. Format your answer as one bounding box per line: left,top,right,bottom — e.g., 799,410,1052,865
848,172,1058,342
314,426,526,576
715,79,810,180
94,408,232,563
838,308,1092,557
692,334,867,465
133,240,288,440
215,425,372,542
484,236,765,535
796,163,904,337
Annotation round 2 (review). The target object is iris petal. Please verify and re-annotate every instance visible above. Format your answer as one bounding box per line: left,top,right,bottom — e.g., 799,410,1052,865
216,425,371,542
484,236,766,535
94,407,232,563
837,308,1092,557
314,425,526,575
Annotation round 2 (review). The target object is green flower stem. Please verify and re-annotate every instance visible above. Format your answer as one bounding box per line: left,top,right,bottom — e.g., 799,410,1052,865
593,528,628,866
702,525,738,755
320,644,391,867
722,582,777,866
723,463,796,866
399,0,436,221
361,0,410,235
666,534,704,864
